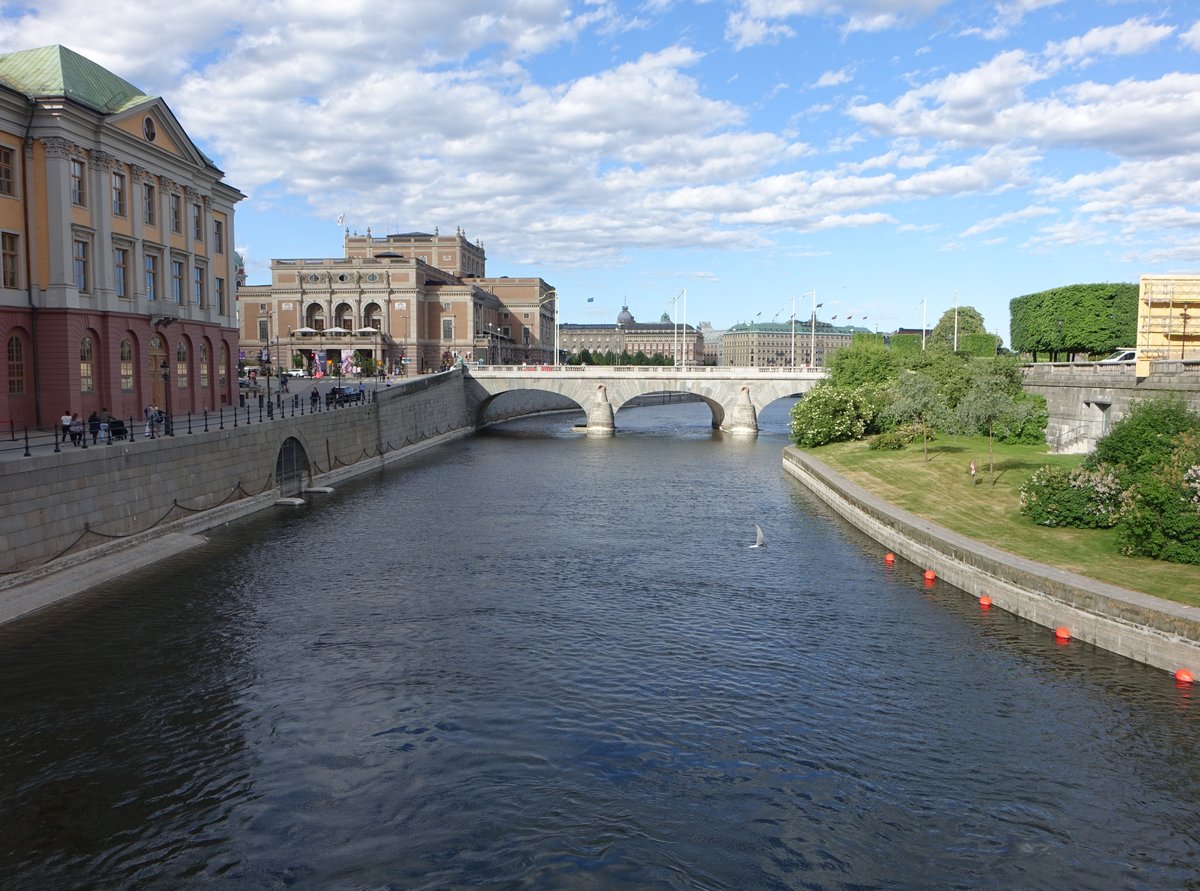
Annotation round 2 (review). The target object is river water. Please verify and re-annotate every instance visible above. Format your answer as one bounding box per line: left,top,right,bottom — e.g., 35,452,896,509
1,401,1198,889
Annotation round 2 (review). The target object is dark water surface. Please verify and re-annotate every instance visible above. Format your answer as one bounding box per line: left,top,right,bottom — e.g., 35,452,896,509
2,402,1198,889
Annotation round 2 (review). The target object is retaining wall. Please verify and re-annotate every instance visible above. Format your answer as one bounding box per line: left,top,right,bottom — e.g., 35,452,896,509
782,447,1200,676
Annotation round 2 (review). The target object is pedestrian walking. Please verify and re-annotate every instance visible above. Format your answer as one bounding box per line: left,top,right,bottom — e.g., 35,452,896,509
60,409,72,444
68,412,84,446
969,460,977,484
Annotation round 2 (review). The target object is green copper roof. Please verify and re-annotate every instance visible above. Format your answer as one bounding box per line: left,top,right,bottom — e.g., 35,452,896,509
0,45,153,114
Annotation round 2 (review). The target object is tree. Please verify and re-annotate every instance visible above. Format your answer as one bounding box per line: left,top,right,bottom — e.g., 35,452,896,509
882,371,948,461
827,343,900,388
790,384,878,447
929,306,986,350
1009,283,1138,360
955,357,1043,483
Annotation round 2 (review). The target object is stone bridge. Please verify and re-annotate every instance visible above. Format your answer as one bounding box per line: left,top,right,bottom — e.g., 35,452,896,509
462,365,825,435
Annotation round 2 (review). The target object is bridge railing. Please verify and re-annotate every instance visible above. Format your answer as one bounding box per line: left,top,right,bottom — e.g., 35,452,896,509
469,364,824,375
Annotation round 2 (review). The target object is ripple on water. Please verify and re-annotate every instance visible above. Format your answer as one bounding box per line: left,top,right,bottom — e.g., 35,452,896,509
0,406,1198,888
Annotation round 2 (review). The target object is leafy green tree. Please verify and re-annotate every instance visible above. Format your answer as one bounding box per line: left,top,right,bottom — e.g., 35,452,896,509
929,306,986,350
882,371,948,460
907,349,972,411
827,343,900,388
955,357,1044,482
1009,283,1138,360
1117,433,1200,564
1085,396,1200,481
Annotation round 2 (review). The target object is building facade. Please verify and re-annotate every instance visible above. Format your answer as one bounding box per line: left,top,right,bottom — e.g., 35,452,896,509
720,319,867,368
557,305,703,364
0,45,243,428
237,229,556,375
1137,274,1200,377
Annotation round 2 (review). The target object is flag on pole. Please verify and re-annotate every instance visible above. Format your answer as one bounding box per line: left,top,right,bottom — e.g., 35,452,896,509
587,297,594,303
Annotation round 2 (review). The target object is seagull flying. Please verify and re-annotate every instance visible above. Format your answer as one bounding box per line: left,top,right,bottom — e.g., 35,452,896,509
750,524,766,549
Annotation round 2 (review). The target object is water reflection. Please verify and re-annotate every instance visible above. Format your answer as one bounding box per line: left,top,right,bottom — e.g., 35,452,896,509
0,400,1197,888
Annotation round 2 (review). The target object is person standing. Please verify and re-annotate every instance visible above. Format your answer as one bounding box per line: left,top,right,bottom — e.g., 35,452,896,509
60,410,72,445
68,412,84,446
969,460,977,485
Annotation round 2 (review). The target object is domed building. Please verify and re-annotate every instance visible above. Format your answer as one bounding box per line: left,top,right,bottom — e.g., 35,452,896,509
558,305,704,364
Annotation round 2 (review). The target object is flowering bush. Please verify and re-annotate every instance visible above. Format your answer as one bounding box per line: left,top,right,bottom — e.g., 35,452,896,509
1019,464,1128,528
790,384,875,447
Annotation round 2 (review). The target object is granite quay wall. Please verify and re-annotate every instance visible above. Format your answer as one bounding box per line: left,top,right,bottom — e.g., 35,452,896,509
0,371,476,576
782,447,1200,676
1022,360,1200,452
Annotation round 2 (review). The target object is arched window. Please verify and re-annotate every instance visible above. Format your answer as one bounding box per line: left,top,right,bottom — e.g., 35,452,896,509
119,339,134,391
364,302,382,329
305,304,324,329
80,336,94,392
6,335,24,395
175,340,188,387
218,343,228,388
334,302,353,329
199,343,210,387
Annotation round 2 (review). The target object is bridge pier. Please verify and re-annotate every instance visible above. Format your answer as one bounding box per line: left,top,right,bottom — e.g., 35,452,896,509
722,386,758,435
586,384,616,436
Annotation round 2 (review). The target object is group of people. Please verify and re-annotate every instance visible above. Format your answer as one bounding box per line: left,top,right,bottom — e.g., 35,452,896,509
59,408,118,446
143,405,166,438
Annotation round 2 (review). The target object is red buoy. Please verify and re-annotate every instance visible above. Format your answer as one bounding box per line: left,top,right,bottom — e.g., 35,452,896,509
1055,626,1071,641
979,596,992,609
923,569,936,581
884,552,895,565
1176,669,1194,685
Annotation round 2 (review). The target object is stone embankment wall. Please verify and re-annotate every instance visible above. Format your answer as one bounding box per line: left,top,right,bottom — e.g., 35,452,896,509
782,447,1200,676
0,370,585,576
1023,360,1200,452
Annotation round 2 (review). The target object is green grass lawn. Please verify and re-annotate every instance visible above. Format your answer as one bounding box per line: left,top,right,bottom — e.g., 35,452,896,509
807,434,1200,607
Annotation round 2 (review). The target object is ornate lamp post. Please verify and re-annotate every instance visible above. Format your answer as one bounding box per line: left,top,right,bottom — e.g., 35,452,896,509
160,358,172,436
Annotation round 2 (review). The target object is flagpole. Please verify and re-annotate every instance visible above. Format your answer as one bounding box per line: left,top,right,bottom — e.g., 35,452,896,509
953,290,959,352
922,298,927,350
790,293,796,369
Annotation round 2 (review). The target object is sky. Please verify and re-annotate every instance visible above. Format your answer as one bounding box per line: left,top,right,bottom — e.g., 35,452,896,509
3,1,1199,343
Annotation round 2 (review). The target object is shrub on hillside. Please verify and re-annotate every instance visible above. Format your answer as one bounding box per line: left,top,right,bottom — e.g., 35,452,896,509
1019,464,1128,528
1117,433,1200,564
1086,396,1200,479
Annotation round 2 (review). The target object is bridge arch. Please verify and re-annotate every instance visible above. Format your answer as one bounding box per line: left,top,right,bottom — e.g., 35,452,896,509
463,367,824,437
275,436,311,497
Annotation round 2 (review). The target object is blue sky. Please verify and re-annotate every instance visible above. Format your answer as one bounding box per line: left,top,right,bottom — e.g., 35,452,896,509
4,1,1199,342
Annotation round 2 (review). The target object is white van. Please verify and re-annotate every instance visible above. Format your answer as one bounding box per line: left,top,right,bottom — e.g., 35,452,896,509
1098,349,1136,363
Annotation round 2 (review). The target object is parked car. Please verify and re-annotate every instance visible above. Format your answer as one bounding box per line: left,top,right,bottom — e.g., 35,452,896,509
325,386,364,406
1098,349,1136,363
285,369,307,377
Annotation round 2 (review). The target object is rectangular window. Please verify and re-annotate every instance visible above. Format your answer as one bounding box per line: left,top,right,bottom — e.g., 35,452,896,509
143,182,156,225
7,335,24,394
442,318,453,341
144,254,158,301
120,341,133,391
192,203,203,242
112,171,126,216
213,219,224,253
73,240,89,292
70,159,86,205
1,233,17,288
215,276,226,315
170,194,181,232
0,147,14,196
171,259,183,303
114,247,128,297
193,265,205,305
258,319,269,341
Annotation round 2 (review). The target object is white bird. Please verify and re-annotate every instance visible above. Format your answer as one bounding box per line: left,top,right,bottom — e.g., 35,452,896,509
750,524,766,549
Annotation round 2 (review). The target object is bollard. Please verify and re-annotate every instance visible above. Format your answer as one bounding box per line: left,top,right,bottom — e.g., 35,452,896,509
219,406,224,430
187,411,193,434
23,427,30,457
54,426,61,453
204,409,209,433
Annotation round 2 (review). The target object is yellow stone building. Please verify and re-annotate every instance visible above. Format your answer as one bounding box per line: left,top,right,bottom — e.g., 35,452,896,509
1137,274,1200,376
0,45,243,429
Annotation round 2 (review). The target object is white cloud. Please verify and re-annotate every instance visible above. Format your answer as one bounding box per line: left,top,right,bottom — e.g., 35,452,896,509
1044,18,1175,68
960,205,1056,237
1181,21,1200,52
815,68,854,87
726,0,950,48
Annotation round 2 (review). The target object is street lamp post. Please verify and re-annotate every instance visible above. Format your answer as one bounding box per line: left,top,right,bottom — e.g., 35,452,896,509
797,289,817,367
160,358,172,436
